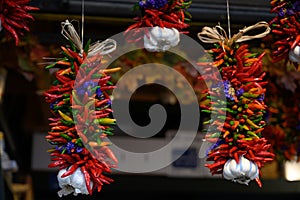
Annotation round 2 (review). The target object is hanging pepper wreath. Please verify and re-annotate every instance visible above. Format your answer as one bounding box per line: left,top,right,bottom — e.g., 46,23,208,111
125,0,192,52
0,0,39,45
43,20,120,197
197,22,275,187
269,0,300,67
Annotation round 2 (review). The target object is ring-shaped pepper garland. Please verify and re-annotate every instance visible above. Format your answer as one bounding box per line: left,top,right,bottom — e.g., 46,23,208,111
0,0,39,46
43,20,120,197
198,21,275,187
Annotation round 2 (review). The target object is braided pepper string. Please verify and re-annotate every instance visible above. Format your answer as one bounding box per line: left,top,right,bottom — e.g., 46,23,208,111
43,20,120,195
0,0,39,46
269,0,300,67
125,0,192,41
198,22,275,187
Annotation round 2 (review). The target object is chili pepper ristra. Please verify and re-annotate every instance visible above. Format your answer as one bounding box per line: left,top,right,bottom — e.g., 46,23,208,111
125,0,192,52
268,0,300,67
198,21,275,187
0,0,39,46
43,20,120,197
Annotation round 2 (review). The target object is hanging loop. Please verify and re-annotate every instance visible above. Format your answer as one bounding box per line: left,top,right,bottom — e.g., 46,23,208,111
198,21,271,47
61,19,117,57
61,19,83,53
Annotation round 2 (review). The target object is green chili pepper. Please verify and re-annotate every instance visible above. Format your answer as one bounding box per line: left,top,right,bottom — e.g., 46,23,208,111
60,133,72,141
246,131,259,138
242,92,260,98
72,90,82,105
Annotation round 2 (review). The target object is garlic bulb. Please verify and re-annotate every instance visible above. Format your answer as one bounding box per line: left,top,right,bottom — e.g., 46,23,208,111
289,45,300,63
223,156,259,185
144,26,180,52
57,166,93,197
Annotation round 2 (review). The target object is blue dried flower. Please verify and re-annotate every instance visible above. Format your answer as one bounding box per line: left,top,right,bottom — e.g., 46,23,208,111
50,100,60,109
76,80,98,96
57,141,83,154
278,1,300,17
96,87,103,98
139,0,168,9
257,94,265,101
205,139,224,156
236,88,245,97
223,80,235,101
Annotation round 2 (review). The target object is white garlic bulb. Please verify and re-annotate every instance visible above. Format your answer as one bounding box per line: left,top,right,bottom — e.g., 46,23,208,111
289,45,300,63
57,166,93,197
223,156,259,185
144,26,180,52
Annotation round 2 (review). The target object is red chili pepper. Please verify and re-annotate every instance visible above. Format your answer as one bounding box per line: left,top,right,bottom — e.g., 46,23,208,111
81,166,93,195
271,29,285,35
48,132,62,137
102,146,118,164
100,86,116,91
63,48,81,62
50,152,61,157
144,18,154,27
161,14,179,24
205,159,226,170
125,21,143,34
60,154,76,164
51,157,62,161
77,131,88,144
23,5,40,11
51,138,68,143
290,16,300,29
291,35,300,50
71,153,82,161
52,125,70,131
271,2,287,12
45,135,54,140
61,164,78,178
233,152,239,163
48,160,67,168
144,9,158,17
1,19,20,45
256,151,275,157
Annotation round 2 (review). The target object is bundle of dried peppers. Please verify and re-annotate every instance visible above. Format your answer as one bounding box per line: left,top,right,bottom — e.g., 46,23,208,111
198,22,275,187
124,0,192,45
0,0,39,45
126,0,192,33
269,0,300,66
43,20,119,196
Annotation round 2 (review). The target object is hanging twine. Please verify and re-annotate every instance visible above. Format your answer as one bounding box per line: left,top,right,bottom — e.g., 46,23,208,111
198,21,271,47
61,19,117,57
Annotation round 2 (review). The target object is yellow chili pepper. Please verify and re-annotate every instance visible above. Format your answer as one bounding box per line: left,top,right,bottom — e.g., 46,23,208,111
102,67,122,74
58,110,73,122
246,118,260,129
94,118,116,125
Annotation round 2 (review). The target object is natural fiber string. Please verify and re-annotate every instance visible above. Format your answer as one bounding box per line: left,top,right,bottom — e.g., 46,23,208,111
198,21,271,47
81,0,85,48
61,20,117,56
61,20,83,52
226,0,231,39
